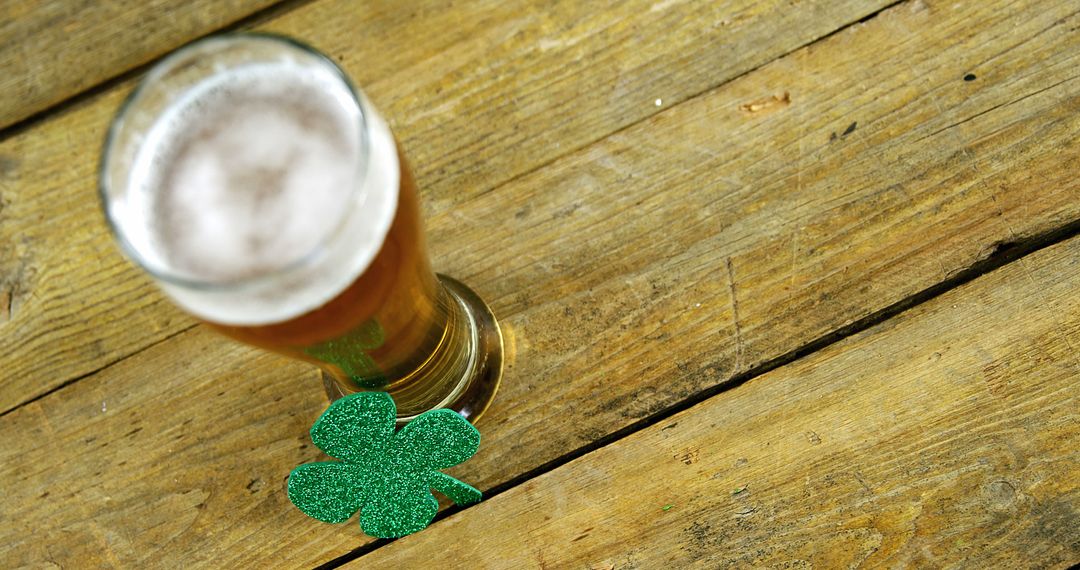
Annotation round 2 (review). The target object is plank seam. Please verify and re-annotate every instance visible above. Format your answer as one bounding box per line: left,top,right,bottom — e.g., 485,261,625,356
0,322,199,417
1,0,908,427
318,216,1080,567
917,73,1080,142
457,0,910,207
0,0,317,141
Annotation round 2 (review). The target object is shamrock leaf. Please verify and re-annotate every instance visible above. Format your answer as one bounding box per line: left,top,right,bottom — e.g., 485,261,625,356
288,392,482,538
304,319,388,388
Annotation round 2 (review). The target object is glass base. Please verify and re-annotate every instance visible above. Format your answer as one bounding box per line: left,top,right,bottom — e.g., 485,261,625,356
322,274,503,426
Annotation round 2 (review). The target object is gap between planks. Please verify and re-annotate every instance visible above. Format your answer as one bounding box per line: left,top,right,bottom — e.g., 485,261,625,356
0,0,318,142
6,0,1072,563
0,0,1070,564
316,217,1080,568
0,323,198,418
0,0,908,416
5,1,1071,561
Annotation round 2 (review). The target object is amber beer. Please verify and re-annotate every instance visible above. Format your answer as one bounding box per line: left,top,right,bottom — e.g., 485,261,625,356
210,150,487,418
100,34,501,422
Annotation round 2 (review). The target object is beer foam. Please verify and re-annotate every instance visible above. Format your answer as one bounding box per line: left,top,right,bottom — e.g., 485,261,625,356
124,60,399,325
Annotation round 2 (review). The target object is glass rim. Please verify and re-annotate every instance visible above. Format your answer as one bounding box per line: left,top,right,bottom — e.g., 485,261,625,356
98,31,372,292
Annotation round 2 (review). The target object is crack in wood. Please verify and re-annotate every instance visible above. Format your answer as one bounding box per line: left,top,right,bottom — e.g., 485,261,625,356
916,74,1080,143
0,0,319,141
327,214,1080,567
726,257,743,377
0,323,199,418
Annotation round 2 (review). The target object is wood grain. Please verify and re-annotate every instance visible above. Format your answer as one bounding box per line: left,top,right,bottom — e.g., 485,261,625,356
0,0,893,411
2,0,1079,567
0,331,341,567
356,216,1080,569
425,0,1080,506
0,0,282,129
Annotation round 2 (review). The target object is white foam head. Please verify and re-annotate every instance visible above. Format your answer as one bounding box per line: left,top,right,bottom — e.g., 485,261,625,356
111,52,399,325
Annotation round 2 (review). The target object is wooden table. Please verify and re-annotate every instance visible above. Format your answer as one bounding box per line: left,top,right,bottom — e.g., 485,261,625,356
2,0,1078,567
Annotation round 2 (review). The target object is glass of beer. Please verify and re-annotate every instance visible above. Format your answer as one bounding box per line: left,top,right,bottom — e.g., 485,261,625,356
99,34,502,424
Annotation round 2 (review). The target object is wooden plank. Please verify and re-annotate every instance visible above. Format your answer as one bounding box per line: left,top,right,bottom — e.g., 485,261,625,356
2,0,1079,567
0,331,339,567
426,0,1080,504
354,220,1080,569
0,0,283,129
0,0,893,411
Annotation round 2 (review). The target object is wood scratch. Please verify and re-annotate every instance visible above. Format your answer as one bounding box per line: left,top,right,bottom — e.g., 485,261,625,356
789,228,799,288
1018,258,1080,370
726,257,743,375
916,74,1080,144
0,287,11,323
854,471,873,493
791,47,805,291
1001,216,1019,242
649,0,683,13
735,505,757,516
739,91,790,114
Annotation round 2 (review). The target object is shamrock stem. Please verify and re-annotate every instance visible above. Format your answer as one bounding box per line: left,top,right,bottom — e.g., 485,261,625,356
428,471,482,505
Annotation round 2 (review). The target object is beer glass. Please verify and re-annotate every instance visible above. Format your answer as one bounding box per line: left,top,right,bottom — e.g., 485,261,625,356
99,34,502,424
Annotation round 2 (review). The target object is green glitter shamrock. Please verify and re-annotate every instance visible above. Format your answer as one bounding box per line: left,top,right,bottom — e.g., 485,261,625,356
288,392,482,538
304,319,387,388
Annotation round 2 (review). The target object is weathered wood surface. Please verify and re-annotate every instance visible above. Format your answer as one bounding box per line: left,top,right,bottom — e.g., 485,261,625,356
1,0,1079,567
0,0,894,413
0,0,282,129
425,0,1080,521
0,334,338,567
357,223,1080,569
